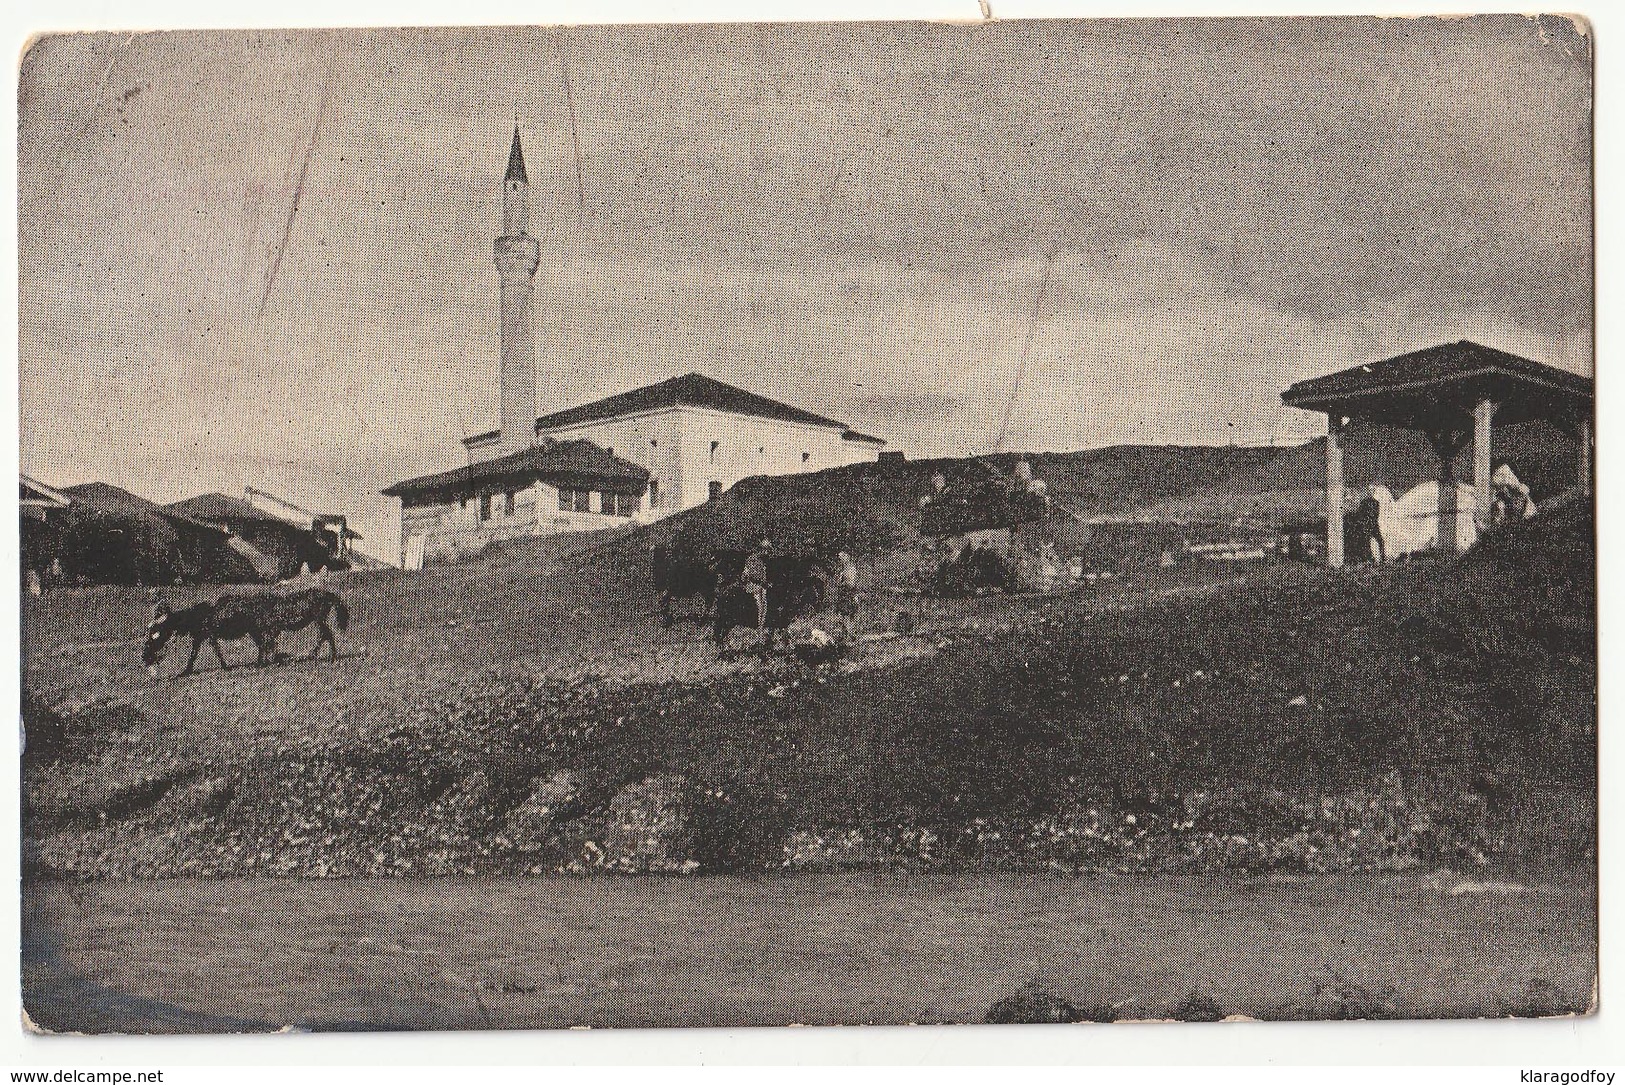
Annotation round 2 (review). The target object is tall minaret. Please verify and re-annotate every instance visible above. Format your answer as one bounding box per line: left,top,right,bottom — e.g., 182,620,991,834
494,124,541,454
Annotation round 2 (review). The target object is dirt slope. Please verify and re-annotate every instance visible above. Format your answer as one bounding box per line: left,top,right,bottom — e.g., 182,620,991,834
21,488,1594,879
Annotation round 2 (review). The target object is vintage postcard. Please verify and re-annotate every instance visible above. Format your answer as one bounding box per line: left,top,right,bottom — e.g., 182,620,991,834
18,15,1594,1033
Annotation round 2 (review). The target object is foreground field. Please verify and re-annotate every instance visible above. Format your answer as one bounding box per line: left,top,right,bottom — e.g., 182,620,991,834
22,505,1595,880
24,523,1227,745
23,871,1595,1033
21,477,1595,886
18,467,1598,1033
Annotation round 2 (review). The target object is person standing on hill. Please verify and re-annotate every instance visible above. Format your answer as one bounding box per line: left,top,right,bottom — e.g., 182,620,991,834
1012,459,1050,518
1349,484,1387,564
1491,464,1537,526
833,550,859,617
741,538,772,628
921,471,948,509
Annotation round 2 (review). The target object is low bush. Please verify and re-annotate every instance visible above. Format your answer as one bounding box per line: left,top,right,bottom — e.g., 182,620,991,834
985,981,1086,1025
1498,976,1585,1019
1169,991,1227,1022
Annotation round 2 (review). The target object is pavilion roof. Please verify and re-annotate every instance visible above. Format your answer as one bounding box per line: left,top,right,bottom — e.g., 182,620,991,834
1281,341,1592,428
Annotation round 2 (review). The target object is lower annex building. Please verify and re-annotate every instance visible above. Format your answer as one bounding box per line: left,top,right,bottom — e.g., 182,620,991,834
381,126,884,568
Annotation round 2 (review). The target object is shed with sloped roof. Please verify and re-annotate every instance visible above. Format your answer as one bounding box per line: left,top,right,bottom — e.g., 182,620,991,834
1281,340,1592,567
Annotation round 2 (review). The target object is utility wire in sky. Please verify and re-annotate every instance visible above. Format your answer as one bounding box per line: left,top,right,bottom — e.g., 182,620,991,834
555,31,587,228
259,41,336,320
991,244,1058,453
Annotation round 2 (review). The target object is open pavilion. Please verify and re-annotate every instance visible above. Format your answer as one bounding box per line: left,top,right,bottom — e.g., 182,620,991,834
1281,340,1593,567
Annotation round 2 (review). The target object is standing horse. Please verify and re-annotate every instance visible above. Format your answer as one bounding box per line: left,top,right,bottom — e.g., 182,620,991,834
143,587,351,676
652,541,730,627
712,555,829,653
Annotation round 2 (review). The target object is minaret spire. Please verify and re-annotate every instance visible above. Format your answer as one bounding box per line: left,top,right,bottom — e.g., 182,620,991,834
494,123,540,454
504,124,528,186
502,125,529,236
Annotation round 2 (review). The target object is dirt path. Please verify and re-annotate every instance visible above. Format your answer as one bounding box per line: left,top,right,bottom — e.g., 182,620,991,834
23,545,1290,758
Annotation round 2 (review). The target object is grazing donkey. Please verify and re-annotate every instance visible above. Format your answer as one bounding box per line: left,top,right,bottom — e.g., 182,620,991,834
143,588,351,676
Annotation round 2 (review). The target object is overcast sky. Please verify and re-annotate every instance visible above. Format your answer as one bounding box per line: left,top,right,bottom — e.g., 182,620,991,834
17,16,1592,559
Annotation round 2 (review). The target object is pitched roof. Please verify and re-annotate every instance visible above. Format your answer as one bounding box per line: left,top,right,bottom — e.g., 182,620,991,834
383,438,650,499
463,372,864,445
241,486,364,539
20,474,73,507
63,482,226,535
504,125,527,185
167,492,282,525
1282,340,1593,409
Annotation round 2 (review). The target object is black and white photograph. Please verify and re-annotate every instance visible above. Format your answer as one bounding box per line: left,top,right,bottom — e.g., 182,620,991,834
16,12,1597,1038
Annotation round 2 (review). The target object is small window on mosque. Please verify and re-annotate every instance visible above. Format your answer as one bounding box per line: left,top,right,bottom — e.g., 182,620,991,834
558,488,573,512
574,489,592,513
709,480,722,501
648,479,661,508
710,440,720,462
479,494,492,522
802,452,811,464
504,492,515,516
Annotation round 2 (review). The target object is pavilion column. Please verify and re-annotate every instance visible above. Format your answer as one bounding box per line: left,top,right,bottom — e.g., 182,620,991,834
1429,425,1467,555
1473,397,1496,528
1326,413,1345,569
1578,414,1592,496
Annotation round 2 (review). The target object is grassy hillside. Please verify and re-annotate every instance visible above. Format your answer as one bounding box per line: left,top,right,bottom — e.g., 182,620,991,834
1099,419,1582,526
619,445,1289,557
21,482,1594,880
617,420,1583,563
